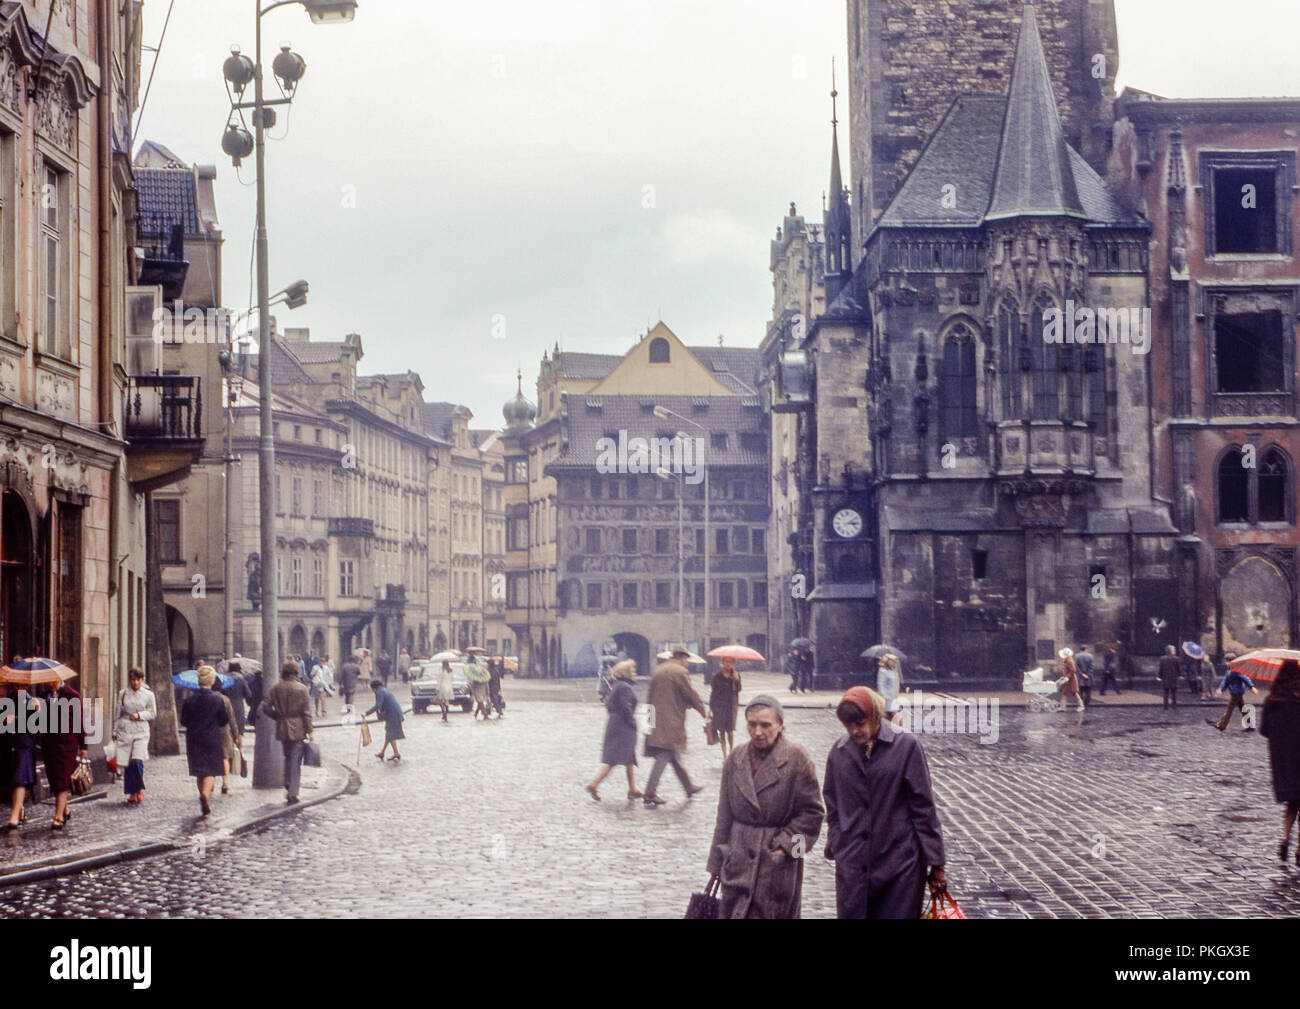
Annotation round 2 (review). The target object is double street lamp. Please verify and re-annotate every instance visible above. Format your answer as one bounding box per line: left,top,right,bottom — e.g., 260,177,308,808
653,406,710,659
220,0,355,788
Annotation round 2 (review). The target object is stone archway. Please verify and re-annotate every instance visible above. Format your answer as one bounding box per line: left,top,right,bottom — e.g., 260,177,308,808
164,605,195,672
289,624,308,657
1220,554,1293,654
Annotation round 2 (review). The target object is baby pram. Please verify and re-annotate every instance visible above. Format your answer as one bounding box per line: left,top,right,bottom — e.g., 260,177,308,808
1022,666,1064,712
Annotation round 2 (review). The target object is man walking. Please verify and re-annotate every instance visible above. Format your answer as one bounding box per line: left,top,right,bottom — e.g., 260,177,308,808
1099,644,1122,696
261,659,313,804
1212,662,1261,732
397,647,412,683
1075,645,1095,709
1158,645,1181,708
338,653,361,714
642,644,708,807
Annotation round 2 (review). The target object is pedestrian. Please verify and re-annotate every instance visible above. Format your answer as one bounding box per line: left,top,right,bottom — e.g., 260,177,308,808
466,658,492,719
1099,644,1122,695
708,656,742,758
1201,654,1219,701
359,648,373,683
1211,662,1260,732
585,659,642,801
378,649,392,686
437,660,455,722
823,686,947,919
40,677,87,831
2,685,40,831
876,654,901,710
215,679,241,795
309,659,330,718
1157,645,1180,708
641,644,708,807
1183,647,1205,698
246,666,265,730
397,647,411,683
1074,645,1095,709
180,666,229,817
315,654,335,717
1259,659,1300,864
261,659,313,804
488,658,506,718
786,643,814,694
1057,648,1084,712
338,653,361,714
706,695,824,918
113,667,156,805
364,679,404,762
225,662,251,732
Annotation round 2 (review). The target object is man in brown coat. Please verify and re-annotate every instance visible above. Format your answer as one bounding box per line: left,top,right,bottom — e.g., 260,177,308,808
642,644,708,807
262,659,313,803
708,695,824,918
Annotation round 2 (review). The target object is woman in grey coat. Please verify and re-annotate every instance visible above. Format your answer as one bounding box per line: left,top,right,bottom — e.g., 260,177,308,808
823,686,947,919
585,660,642,801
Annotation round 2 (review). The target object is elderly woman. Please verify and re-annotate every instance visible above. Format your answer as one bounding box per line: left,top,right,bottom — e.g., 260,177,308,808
876,654,901,713
2,685,40,832
586,660,642,801
823,686,946,919
41,677,87,830
365,678,405,762
180,665,229,816
709,657,742,758
1261,659,1300,863
114,667,156,804
1058,647,1084,712
706,695,824,918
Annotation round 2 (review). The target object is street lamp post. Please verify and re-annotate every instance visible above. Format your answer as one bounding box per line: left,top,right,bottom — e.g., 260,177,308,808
221,0,354,788
656,469,685,642
654,407,710,658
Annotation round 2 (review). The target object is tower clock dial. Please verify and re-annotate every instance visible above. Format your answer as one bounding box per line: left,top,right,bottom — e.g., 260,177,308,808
832,508,863,539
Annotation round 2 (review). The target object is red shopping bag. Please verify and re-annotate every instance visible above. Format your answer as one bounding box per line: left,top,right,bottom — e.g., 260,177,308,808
923,890,966,919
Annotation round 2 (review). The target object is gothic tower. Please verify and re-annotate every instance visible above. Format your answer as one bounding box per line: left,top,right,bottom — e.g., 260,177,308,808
824,63,853,306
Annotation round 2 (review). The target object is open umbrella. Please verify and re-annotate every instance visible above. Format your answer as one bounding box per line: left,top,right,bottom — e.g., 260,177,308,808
172,669,234,691
465,647,488,655
430,650,461,663
0,657,76,686
707,644,766,663
1182,641,1205,660
1229,649,1300,684
861,644,908,663
790,637,813,650
217,655,261,674
657,650,706,665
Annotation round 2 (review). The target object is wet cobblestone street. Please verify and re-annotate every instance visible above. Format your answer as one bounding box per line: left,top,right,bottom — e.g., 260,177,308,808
0,697,1295,918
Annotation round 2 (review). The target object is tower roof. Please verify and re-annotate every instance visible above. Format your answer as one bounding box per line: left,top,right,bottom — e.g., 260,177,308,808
826,61,850,233
986,3,1085,220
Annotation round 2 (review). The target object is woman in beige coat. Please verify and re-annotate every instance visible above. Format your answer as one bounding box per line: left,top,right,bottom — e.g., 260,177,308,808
707,695,824,918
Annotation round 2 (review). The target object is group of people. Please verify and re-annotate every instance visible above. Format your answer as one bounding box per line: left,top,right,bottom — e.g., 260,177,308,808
1055,644,1123,710
585,644,948,918
1153,644,1260,727
1,677,88,832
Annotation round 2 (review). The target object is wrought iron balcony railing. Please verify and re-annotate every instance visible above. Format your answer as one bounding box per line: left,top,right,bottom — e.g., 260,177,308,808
125,375,202,442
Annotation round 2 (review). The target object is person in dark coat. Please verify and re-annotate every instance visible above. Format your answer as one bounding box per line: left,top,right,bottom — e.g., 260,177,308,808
823,686,947,919
2,685,40,832
708,658,742,758
1099,645,1122,695
365,679,404,762
785,645,813,694
488,659,505,718
41,679,87,830
1260,659,1300,864
1074,645,1095,709
338,655,361,714
585,660,641,801
263,661,312,803
180,666,229,816
245,668,265,730
707,695,824,918
1157,645,1181,708
225,664,250,731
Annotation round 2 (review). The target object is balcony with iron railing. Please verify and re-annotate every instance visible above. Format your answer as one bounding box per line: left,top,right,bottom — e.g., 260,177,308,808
124,375,205,492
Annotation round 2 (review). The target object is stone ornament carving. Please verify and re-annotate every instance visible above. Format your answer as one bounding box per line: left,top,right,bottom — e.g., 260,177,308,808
36,370,74,418
0,434,36,485
1012,494,1068,528
49,448,88,495
0,353,17,398
33,77,76,150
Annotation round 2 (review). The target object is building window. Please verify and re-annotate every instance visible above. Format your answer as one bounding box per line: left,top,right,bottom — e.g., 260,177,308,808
507,516,528,551
291,477,303,516
275,475,283,514
940,325,979,441
1260,449,1290,522
311,478,323,516
293,425,302,441
622,528,637,552
715,528,729,555
39,164,68,358
0,132,12,338
1030,297,1059,420
694,582,705,609
711,433,730,451
339,560,355,596
655,528,670,554
649,337,670,363
1201,151,1295,256
586,582,602,609
736,580,748,610
752,529,765,555
291,556,303,596
622,583,638,609
998,298,1022,419
156,500,181,563
1219,445,1292,525
731,527,748,553
1215,310,1285,393
586,527,602,554
507,572,528,608
717,581,734,609
752,580,767,608
696,529,705,555
655,582,672,608
312,557,323,597
509,459,528,484
972,549,988,580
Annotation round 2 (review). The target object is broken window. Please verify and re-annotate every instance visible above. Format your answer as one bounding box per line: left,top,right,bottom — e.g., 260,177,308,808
1218,448,1250,522
1215,311,1285,392
940,325,978,441
1214,168,1278,254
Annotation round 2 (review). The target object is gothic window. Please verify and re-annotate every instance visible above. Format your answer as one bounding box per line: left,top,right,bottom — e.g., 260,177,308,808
649,337,670,364
1201,151,1295,256
1030,297,1059,420
997,299,1021,419
940,325,978,441
1215,310,1285,392
1260,448,1291,523
1218,445,1292,525
1086,346,1108,436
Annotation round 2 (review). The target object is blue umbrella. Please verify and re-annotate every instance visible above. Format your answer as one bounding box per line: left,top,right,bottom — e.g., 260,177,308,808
172,669,234,691
1182,641,1205,660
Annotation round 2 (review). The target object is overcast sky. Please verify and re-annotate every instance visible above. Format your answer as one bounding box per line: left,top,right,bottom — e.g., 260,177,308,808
135,1,1299,425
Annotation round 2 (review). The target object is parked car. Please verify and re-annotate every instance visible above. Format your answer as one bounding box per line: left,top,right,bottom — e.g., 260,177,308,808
409,660,473,713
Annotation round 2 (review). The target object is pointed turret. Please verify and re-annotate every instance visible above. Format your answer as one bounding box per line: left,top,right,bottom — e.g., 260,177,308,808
986,4,1084,220
824,58,853,304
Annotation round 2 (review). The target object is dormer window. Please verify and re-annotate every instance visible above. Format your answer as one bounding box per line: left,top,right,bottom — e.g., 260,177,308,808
649,337,670,363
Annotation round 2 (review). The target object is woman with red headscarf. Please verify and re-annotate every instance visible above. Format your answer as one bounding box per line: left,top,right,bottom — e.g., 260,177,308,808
1260,658,1300,863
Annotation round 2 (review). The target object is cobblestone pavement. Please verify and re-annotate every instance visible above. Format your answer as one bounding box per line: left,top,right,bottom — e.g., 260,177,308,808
0,693,1294,918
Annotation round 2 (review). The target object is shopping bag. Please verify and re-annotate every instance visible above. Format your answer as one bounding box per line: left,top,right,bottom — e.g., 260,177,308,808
704,719,718,746
301,741,322,768
923,889,966,919
239,749,249,778
106,753,118,775
359,720,372,747
685,875,721,919
70,758,93,796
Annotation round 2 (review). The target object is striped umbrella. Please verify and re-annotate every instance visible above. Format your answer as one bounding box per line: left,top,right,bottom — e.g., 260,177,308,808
1229,649,1300,684
0,657,76,686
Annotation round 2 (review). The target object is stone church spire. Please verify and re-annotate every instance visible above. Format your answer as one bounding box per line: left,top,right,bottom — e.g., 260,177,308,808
824,58,853,304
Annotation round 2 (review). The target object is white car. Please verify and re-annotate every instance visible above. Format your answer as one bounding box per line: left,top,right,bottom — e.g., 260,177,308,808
409,660,473,714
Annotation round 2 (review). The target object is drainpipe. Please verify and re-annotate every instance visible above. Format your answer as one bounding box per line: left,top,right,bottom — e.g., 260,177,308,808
98,0,117,700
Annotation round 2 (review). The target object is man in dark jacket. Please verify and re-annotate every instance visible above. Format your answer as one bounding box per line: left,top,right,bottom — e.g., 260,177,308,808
1157,645,1181,708
1074,645,1096,709
245,668,265,730
262,660,313,803
338,656,361,714
225,662,251,731
1099,645,1122,695
823,685,946,919
1212,664,1261,732
642,645,708,807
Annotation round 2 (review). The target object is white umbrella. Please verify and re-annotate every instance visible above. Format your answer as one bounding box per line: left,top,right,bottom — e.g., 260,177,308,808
430,650,460,663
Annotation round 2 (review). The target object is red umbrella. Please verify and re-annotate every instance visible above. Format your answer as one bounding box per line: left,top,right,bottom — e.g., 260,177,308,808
1229,649,1300,683
707,645,766,663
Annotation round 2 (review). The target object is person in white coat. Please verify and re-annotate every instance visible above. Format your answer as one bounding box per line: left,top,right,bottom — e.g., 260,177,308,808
114,667,156,804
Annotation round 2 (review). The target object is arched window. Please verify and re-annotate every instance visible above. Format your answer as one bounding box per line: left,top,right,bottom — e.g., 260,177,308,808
648,337,670,363
940,324,978,442
1259,447,1291,523
1086,345,1108,436
1030,296,1058,420
997,299,1021,419
1219,445,1291,524
1219,447,1251,522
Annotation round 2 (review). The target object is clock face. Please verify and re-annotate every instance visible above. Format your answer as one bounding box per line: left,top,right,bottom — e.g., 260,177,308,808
832,508,863,539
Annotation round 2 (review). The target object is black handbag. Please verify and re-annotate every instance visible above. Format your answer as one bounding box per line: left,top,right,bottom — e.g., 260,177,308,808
301,741,321,767
685,875,721,919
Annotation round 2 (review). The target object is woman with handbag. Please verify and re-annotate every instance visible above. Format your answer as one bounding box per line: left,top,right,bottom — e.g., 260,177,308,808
180,665,229,816
364,678,405,762
2,684,40,832
708,658,742,758
41,677,87,831
215,681,242,795
585,660,642,801
113,667,156,805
